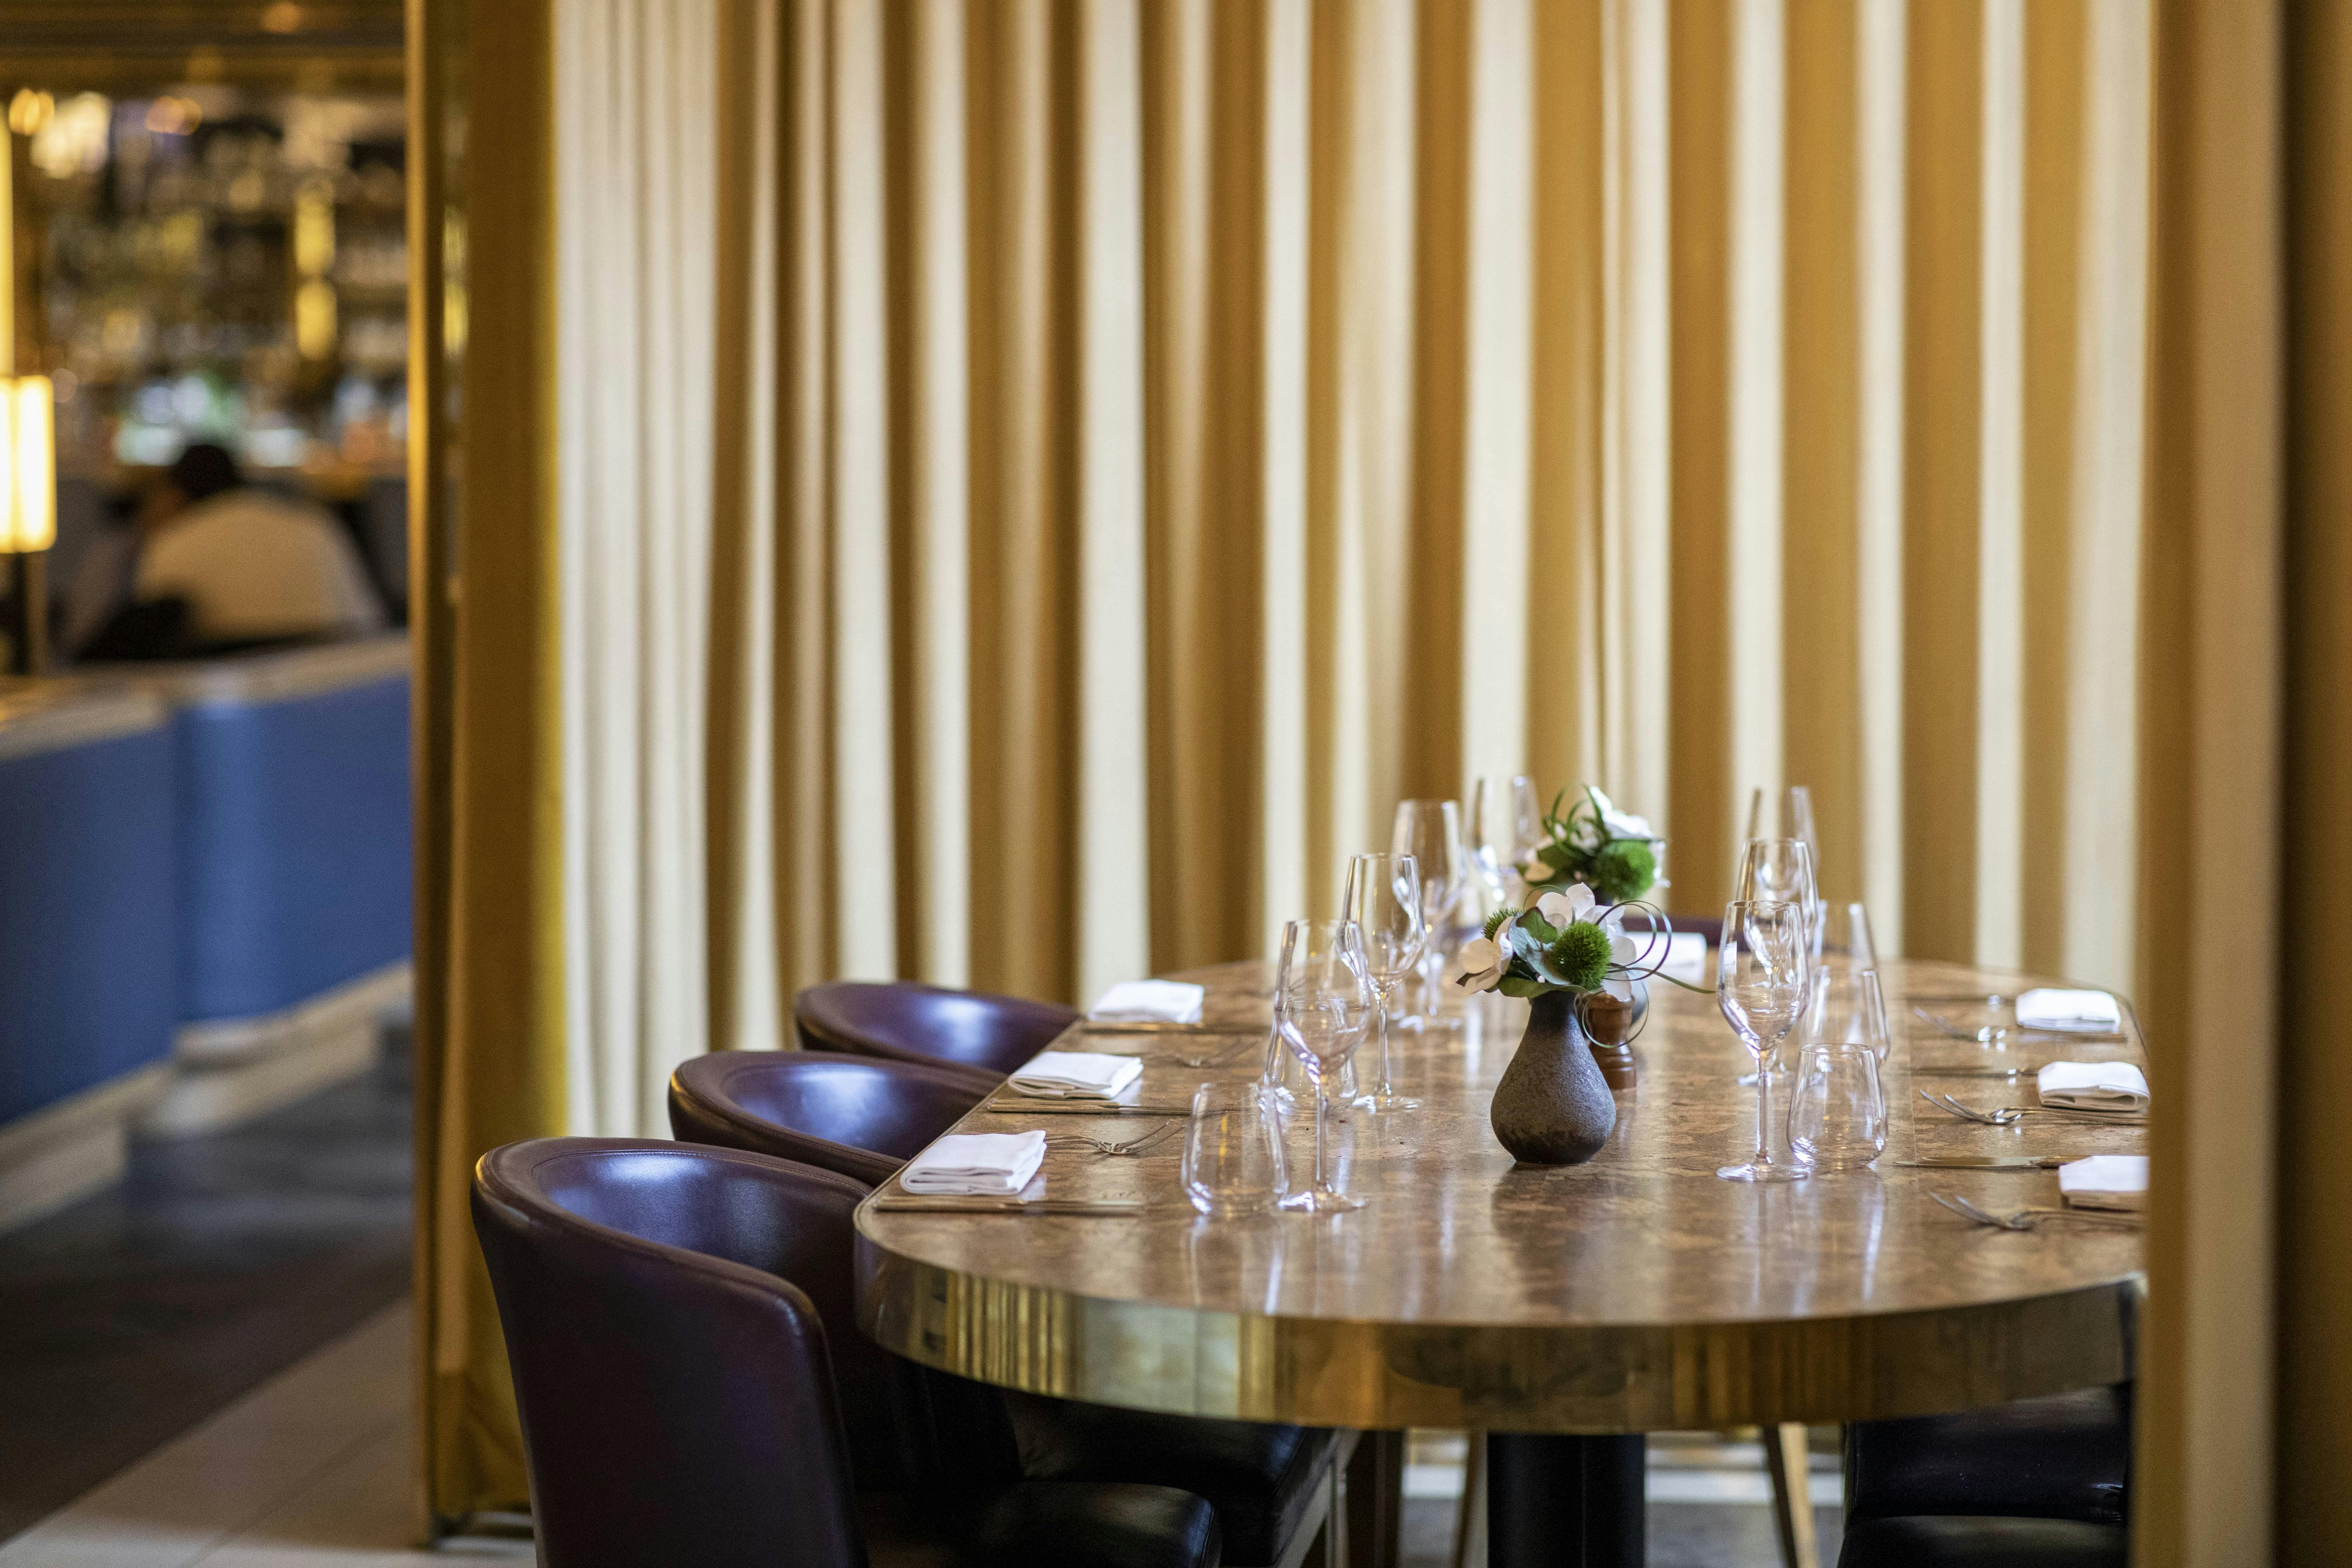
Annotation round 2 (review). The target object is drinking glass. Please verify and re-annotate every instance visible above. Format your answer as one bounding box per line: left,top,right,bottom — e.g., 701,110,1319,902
1470,775,1542,909
1788,972,1889,1171
1272,918,1374,1213
1342,852,1424,1112
1390,800,1467,1025
1182,1082,1289,1216
1822,901,1892,1062
1716,900,1814,1183
1746,786,1819,865
1733,836,1819,939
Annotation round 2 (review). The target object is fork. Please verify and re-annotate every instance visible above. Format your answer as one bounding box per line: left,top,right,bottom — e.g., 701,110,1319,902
1916,1089,2146,1127
1931,1192,2142,1231
1043,1121,1180,1157
1910,1004,2125,1045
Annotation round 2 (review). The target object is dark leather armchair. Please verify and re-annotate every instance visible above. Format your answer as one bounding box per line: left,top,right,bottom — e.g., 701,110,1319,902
472,1138,1222,1568
663,1063,1345,1568
794,980,1079,1090
1837,1384,2132,1567
669,1052,984,1185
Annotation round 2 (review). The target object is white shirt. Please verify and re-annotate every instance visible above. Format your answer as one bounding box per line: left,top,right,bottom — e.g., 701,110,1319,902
134,489,386,643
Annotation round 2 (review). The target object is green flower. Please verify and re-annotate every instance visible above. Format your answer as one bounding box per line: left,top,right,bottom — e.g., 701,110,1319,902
1591,839,1656,903
1483,906,1518,941
1548,920,1614,992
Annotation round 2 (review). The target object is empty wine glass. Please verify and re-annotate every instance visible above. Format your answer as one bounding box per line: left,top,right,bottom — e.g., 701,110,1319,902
1391,800,1467,1026
1822,901,1892,1062
1470,776,1542,910
1734,837,1819,941
1273,918,1374,1213
1746,786,1819,865
1716,900,1814,1183
1342,852,1424,1113
1788,971,1888,1170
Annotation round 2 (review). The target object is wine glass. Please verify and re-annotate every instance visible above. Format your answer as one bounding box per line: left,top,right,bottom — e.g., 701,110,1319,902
1746,786,1818,865
1822,901,1891,1062
1734,836,1819,939
1390,800,1466,1026
1342,851,1424,1113
1716,899,1814,1183
1470,775,1542,909
1273,918,1374,1213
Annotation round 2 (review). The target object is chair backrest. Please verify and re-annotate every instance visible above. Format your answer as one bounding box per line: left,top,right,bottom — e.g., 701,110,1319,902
472,1139,1018,1568
669,1052,984,1185
794,980,1078,1079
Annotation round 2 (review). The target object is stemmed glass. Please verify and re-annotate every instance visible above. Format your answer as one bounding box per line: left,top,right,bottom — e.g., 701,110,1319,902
1746,786,1819,866
1273,918,1374,1213
1734,836,1819,938
1716,899,1814,1183
1390,800,1466,1026
1342,852,1424,1113
1470,776,1542,910
1823,900,1891,1063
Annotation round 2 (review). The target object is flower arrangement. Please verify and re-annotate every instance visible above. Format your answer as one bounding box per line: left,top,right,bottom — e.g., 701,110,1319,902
1516,785,1666,905
1444,884,1654,1000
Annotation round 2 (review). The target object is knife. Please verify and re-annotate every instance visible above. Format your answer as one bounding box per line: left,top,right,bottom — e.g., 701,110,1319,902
979,1096,1197,1116
1909,1065,2049,1078
1080,1021,1266,1035
870,1213,1152,1222
1895,1155,2076,1169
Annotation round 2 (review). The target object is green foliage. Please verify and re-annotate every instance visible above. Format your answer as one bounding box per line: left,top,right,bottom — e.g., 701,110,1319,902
1496,974,1545,999
1549,921,1613,992
1591,839,1657,902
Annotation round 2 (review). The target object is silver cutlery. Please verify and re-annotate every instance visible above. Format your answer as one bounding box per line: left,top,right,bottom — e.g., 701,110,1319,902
1916,1089,2146,1127
1896,1155,2076,1169
1080,1021,1266,1035
1909,1065,2051,1078
870,1197,1153,1216
1930,1192,2141,1231
1043,1122,1179,1157
980,1095,1195,1117
1909,1005,2124,1044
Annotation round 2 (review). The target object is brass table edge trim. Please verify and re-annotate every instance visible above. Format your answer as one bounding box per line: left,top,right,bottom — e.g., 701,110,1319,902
854,1199,2142,1431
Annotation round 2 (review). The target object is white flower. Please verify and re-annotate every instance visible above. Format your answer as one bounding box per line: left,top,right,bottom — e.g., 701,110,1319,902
1444,934,1508,995
1586,783,1654,842
1536,885,1598,930
1518,847,1556,884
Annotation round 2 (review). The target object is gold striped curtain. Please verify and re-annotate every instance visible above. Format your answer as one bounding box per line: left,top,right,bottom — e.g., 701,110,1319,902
699,0,2152,1042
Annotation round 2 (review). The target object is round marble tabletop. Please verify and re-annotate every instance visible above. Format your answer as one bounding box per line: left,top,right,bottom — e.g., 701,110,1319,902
854,958,2145,1432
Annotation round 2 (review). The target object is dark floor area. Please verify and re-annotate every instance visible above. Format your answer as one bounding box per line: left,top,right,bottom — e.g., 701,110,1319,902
0,1038,412,1540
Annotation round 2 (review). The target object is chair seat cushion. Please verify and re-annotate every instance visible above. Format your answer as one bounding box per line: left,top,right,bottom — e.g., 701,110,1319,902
1007,1394,1335,1565
863,1483,1221,1568
1838,1515,2128,1568
1844,1384,2130,1526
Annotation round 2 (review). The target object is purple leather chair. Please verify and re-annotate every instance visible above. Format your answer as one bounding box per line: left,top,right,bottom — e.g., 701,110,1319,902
668,1053,983,1187
793,981,1079,1092
665,1059,1345,1568
472,1138,1222,1568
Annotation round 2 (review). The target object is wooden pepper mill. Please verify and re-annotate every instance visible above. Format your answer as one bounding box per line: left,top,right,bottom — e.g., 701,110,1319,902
1576,988,1641,1090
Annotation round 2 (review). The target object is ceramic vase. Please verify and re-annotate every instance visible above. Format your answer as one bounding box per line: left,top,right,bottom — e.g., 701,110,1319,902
1490,990,1619,1166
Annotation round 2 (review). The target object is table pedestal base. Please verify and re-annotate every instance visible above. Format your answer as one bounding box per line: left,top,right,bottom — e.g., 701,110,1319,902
1486,1434,1644,1568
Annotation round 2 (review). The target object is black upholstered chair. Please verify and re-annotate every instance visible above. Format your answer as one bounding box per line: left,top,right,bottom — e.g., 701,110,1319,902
669,1052,984,1186
663,1062,1347,1568
1838,1384,2132,1567
472,1138,1222,1568
794,980,1079,1090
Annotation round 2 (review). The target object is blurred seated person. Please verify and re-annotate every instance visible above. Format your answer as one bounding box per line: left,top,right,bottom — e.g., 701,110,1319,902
67,443,385,659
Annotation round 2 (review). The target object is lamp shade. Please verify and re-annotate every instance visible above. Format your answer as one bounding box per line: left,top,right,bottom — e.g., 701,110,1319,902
0,376,55,553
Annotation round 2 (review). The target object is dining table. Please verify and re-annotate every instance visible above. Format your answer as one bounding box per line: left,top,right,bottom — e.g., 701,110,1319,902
854,956,2147,1568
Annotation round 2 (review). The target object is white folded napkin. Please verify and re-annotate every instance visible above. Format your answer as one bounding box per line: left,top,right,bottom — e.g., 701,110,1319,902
1088,979,1206,1023
900,1132,1048,1197
2016,987,2122,1032
2060,1154,2149,1212
1645,931,1708,985
2036,1060,2150,1113
1007,1050,1145,1100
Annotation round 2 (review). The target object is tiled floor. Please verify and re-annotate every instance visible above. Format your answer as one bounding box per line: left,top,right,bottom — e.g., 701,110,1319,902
0,1045,413,1539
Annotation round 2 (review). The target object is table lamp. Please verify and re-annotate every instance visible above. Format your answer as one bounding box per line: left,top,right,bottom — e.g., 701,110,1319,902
0,374,55,674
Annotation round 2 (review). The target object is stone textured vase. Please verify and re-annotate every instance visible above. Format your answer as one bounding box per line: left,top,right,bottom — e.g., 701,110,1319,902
1490,991,1619,1166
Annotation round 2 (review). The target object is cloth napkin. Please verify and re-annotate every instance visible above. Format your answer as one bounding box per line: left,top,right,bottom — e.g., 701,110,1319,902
1644,931,1708,985
900,1132,1048,1197
2036,1059,2150,1113
2016,987,2122,1032
1007,1050,1145,1100
2060,1153,2149,1212
1088,979,1206,1023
